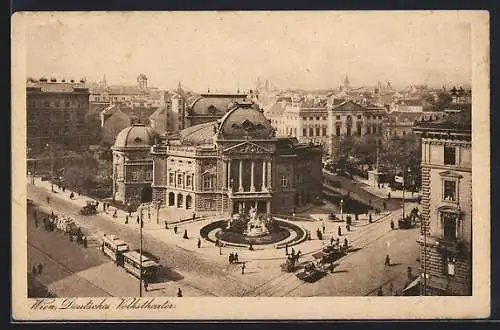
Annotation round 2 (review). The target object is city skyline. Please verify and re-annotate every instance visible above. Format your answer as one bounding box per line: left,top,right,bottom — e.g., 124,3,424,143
24,12,472,92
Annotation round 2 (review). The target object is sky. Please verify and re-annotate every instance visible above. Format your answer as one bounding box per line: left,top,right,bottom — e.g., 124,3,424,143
23,11,472,92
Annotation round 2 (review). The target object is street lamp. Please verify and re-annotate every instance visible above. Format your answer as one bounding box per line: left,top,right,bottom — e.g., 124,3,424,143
139,210,144,297
340,199,344,221
402,167,411,221
46,143,55,192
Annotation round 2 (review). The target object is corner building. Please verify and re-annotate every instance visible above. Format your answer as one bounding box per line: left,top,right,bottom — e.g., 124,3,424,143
414,109,472,295
151,102,322,216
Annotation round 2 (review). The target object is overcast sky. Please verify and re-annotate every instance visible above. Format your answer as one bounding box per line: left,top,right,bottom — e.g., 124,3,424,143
24,11,472,92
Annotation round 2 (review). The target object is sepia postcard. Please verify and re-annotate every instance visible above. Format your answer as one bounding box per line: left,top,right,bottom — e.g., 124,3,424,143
11,10,490,320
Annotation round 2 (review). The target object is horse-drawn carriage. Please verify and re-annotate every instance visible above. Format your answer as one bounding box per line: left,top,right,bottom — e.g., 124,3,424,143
317,244,347,263
280,257,297,272
296,260,327,282
80,200,98,215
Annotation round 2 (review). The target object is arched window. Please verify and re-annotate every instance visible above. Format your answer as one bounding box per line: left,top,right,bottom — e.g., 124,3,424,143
186,195,192,209
168,192,175,206
177,194,184,208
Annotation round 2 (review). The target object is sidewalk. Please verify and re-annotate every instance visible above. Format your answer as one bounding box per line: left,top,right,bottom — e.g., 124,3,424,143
352,175,421,201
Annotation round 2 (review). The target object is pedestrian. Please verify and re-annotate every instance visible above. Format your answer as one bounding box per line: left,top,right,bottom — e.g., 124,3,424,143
113,209,117,218
46,196,50,205
407,267,413,281
336,238,340,246
63,186,66,193
192,212,196,221
330,262,335,273
285,243,289,255
369,214,372,223
241,262,246,275
338,226,342,236
388,192,391,200
125,215,129,224
174,226,178,234
343,238,348,249
37,263,43,275
32,266,37,276
83,236,88,248
330,236,334,246
390,220,395,230
197,238,201,248
322,224,326,233
177,288,183,297
385,254,391,266
96,201,99,209
346,224,350,232
183,229,189,239
296,250,301,260
164,221,168,229
70,192,74,200
355,213,359,221
144,280,148,292
389,282,394,295
291,248,295,258
377,288,384,296
234,252,239,263
229,253,234,264
136,215,140,224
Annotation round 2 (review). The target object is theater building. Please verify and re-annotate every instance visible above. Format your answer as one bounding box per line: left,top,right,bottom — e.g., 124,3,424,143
413,109,472,295
150,101,322,216
112,124,159,203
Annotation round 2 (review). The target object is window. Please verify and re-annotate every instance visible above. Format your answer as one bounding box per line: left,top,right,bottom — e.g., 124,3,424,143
303,128,307,137
186,175,192,187
323,117,327,121
64,101,70,108
346,126,351,136
444,146,456,165
357,115,361,119
443,180,457,201
316,117,320,121
203,175,212,190
54,101,60,108
44,101,50,107
309,117,313,121
281,175,288,188
131,171,138,181
145,171,152,181
366,126,371,134
442,213,458,241
169,173,175,185
336,126,341,136
336,115,341,120
309,127,314,136
177,174,183,185
446,257,456,276
316,127,320,136
322,127,327,136
357,124,362,136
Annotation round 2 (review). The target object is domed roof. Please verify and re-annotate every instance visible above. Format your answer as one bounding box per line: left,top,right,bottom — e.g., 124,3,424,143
179,121,217,146
188,94,248,117
219,102,274,139
114,124,158,149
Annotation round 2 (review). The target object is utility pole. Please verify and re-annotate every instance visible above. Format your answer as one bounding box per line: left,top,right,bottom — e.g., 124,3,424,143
47,143,55,192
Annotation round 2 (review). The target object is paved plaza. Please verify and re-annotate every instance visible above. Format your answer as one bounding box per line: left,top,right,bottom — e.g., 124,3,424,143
28,177,421,297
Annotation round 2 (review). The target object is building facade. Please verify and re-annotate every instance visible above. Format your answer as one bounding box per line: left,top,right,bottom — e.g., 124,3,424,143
112,124,158,203
414,109,472,295
150,102,322,216
383,111,448,138
27,78,90,155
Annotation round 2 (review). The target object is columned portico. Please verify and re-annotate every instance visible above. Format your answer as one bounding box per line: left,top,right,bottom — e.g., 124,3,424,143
238,159,244,192
250,160,256,192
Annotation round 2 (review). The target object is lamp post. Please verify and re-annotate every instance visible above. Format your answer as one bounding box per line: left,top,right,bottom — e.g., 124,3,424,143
156,201,160,225
46,143,55,192
402,167,411,221
340,199,344,221
139,211,143,297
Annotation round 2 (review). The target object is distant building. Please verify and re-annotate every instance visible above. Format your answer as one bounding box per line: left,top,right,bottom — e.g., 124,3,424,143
413,109,472,296
383,111,447,138
327,100,387,154
111,124,159,203
391,99,424,113
100,104,158,145
26,77,90,155
150,102,322,217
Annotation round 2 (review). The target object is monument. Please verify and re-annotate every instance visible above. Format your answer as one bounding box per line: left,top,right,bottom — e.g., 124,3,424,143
243,205,270,237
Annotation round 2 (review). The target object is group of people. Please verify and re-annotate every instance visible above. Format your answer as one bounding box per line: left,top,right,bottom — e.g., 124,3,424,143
228,252,239,264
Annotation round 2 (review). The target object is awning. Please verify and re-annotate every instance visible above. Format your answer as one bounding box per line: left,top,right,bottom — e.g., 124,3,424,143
401,277,421,295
